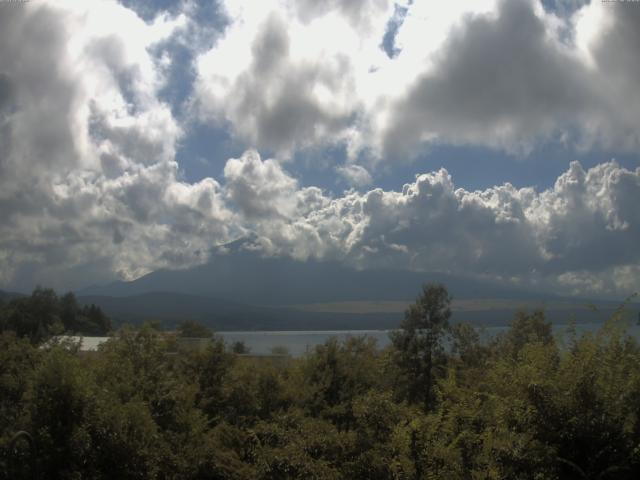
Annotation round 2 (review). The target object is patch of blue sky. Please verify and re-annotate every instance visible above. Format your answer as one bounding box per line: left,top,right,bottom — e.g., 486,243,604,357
119,0,184,22
380,3,409,59
540,0,590,17
176,118,639,195
375,143,639,194
146,2,228,115
287,145,354,195
175,122,245,184
154,40,197,116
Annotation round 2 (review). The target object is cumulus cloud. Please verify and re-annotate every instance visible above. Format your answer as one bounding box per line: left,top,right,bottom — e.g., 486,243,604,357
221,152,640,297
0,1,234,290
335,164,373,188
1,0,639,299
192,0,394,158
373,0,640,158
191,0,640,161
378,0,592,157
223,150,301,219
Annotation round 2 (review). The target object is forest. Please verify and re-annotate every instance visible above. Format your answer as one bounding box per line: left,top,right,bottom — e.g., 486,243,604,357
1,284,640,479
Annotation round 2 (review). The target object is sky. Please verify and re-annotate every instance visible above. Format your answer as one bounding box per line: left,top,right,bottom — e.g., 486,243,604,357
0,0,639,298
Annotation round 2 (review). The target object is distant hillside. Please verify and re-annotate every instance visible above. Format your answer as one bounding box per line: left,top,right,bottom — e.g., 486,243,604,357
0,290,26,302
80,238,562,305
76,291,637,332
77,292,402,331
75,238,640,331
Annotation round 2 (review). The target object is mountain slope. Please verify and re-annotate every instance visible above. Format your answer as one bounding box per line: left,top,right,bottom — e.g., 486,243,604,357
77,238,638,330
0,290,26,302
77,291,401,331
77,291,634,331
80,238,557,304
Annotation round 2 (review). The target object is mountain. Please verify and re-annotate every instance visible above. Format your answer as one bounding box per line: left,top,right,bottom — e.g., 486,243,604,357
77,292,401,331
77,238,638,330
80,238,557,304
0,290,26,302
76,291,633,332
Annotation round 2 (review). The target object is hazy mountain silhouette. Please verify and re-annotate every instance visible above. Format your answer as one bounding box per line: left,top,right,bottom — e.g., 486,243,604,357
77,292,401,331
0,290,25,302
75,238,638,330
80,237,554,304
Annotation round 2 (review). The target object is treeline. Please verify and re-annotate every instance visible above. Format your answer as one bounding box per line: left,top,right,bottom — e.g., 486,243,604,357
1,284,640,479
0,287,111,342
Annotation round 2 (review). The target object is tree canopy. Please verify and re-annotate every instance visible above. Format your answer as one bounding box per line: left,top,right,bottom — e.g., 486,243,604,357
1,284,640,479
0,288,111,343
178,319,213,338
390,283,452,410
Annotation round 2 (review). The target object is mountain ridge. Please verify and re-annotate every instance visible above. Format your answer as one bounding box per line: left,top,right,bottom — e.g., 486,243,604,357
80,237,564,304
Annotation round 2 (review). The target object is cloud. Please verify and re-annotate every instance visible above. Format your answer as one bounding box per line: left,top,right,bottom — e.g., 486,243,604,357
223,150,300,219
192,0,394,158
378,0,592,157
371,0,640,158
0,0,639,299
191,0,640,162
373,0,640,159
335,164,373,187
0,1,234,290
226,152,640,297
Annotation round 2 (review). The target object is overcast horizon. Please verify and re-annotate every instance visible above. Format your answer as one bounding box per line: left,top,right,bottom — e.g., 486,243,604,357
0,0,639,299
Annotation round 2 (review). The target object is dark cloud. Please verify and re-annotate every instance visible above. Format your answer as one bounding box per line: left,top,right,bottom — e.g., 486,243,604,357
0,2,233,290
1,1,639,298
383,0,594,157
216,150,640,296
293,0,390,31
196,10,358,156
0,4,80,176
374,0,640,159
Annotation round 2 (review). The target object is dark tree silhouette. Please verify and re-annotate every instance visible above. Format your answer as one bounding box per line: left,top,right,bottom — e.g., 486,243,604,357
390,283,451,410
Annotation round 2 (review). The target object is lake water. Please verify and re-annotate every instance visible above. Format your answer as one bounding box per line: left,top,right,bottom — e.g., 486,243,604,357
218,322,640,357
57,322,640,356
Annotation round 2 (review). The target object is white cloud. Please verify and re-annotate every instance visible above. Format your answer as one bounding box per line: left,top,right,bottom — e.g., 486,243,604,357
192,0,394,158
1,0,639,299
335,164,373,187
372,0,640,159
191,0,640,162
223,152,640,297
0,1,233,290
223,150,300,219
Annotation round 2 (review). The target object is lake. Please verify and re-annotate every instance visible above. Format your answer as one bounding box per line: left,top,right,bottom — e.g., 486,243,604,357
219,322,640,356
55,321,640,356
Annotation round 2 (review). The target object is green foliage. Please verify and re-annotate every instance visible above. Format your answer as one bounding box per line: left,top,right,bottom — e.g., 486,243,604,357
390,283,452,410
1,286,640,479
231,340,250,354
0,288,111,344
60,292,111,336
296,336,382,428
493,309,554,359
178,319,212,338
270,345,290,356
0,333,40,477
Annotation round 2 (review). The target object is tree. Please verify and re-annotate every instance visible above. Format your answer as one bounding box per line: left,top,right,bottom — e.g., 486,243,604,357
299,336,381,428
2,287,61,343
494,309,553,359
79,303,111,335
390,283,451,410
231,340,250,354
0,289,111,340
59,292,80,333
178,319,212,338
